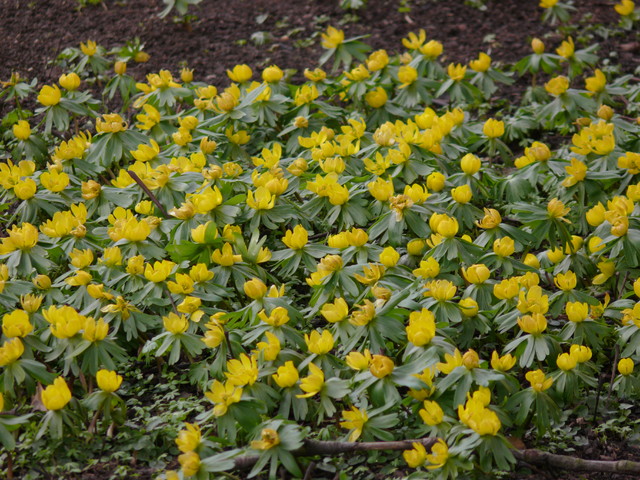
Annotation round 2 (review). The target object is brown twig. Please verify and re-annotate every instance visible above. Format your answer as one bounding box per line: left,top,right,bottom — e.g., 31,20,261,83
513,449,640,474
127,170,170,218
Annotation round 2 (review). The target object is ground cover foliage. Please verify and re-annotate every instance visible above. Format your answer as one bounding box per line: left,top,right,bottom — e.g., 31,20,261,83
1,1,640,479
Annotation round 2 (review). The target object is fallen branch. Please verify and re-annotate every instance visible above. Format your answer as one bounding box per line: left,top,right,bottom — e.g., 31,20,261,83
232,438,640,476
514,449,640,475
127,170,169,218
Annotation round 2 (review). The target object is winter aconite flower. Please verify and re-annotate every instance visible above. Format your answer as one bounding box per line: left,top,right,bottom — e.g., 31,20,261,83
41,377,72,411
321,26,344,49
251,428,280,450
340,406,368,441
526,369,553,392
96,369,123,393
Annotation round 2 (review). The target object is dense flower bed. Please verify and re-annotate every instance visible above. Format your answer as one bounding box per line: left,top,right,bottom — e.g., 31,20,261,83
1,4,640,478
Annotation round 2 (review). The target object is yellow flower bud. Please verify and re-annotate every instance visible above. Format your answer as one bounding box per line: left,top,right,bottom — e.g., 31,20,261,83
41,377,72,410
12,120,31,140
59,72,81,91
244,278,267,300
532,38,545,54
618,358,634,376
96,369,123,393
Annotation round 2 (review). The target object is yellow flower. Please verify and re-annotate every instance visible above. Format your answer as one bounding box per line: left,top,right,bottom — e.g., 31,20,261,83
80,40,97,56
562,158,588,187
180,67,193,83
0,338,25,366
304,67,327,82
297,363,325,398
227,64,252,82
554,271,577,291
426,171,446,192
570,344,592,363
545,76,570,96
225,354,259,387
40,169,70,192
251,428,280,450
179,451,200,477
12,120,31,140
585,69,607,94
556,37,575,59
526,369,553,392
41,377,72,411
96,369,123,393
282,225,308,250
483,119,504,138
262,65,283,83
420,40,443,59
346,349,372,370
462,349,480,369
403,442,427,468
247,186,276,210
369,354,394,378
33,274,52,290
469,52,491,72
273,361,299,388
163,312,189,335
547,197,570,220
615,0,635,16
402,29,426,50
96,113,127,133
406,308,436,347
458,398,501,436
540,0,558,7
476,208,501,229
354,264,385,286
459,297,479,317
38,84,61,106
426,439,449,469
305,329,334,355
493,237,515,257
321,297,349,323
59,72,81,91
176,423,201,453
419,400,443,426
82,317,109,342
211,243,242,267
364,87,388,108
460,153,481,175
321,26,344,49
398,66,418,88
424,279,457,302
618,358,634,375
451,184,472,204
566,301,589,323
114,61,127,75
2,310,33,338
447,63,467,81
557,352,577,371
43,305,84,338
491,351,516,372
13,179,36,200
407,239,426,256
244,277,267,299
462,264,490,284
340,406,369,441
532,38,545,54
144,260,176,283
136,104,161,130
202,318,225,348
517,313,547,335
256,331,281,361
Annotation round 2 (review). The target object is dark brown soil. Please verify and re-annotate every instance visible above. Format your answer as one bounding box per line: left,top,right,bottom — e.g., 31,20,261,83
1,0,638,92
